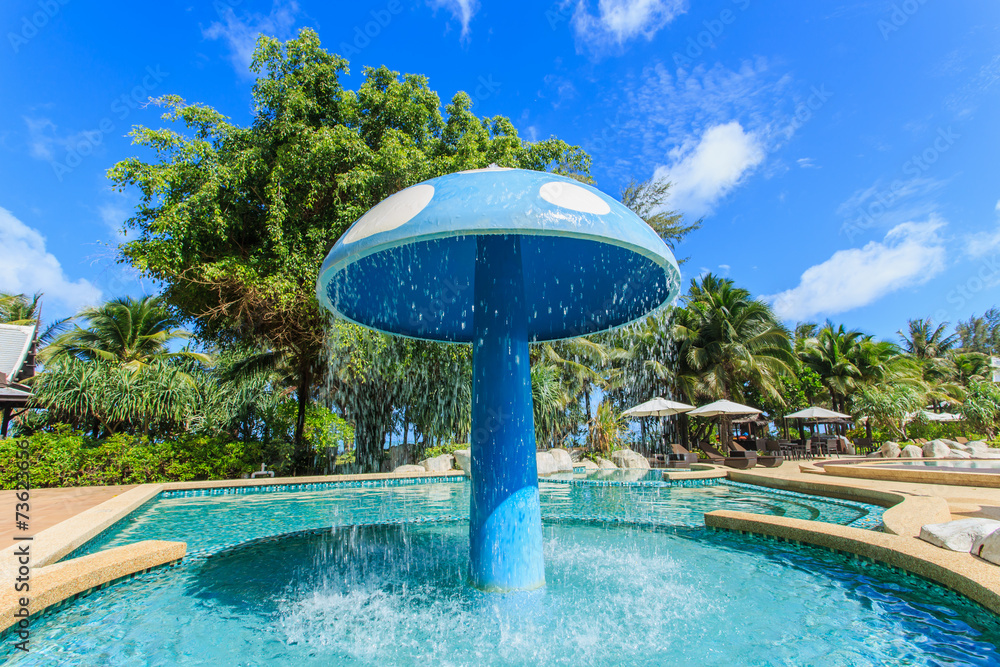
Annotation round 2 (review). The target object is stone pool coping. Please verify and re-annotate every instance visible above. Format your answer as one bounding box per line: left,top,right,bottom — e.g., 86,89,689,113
4,465,1000,628
816,458,1000,488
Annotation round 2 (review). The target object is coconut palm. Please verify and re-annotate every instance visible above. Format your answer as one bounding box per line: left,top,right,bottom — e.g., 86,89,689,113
41,295,210,371
672,274,795,447
0,291,70,344
898,318,959,360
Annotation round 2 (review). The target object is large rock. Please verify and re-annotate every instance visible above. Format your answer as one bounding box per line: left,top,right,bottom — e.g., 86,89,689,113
419,454,455,472
973,529,1000,564
949,449,972,459
901,444,923,458
536,451,558,476
879,441,901,459
549,448,574,472
393,464,427,474
920,518,1000,552
453,449,471,475
596,457,618,469
923,440,951,458
578,458,599,471
967,441,991,457
611,448,651,469
940,438,961,448
866,451,883,458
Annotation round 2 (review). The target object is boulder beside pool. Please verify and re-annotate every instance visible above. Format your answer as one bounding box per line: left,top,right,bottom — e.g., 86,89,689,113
549,448,574,472
923,440,951,458
420,454,455,472
536,451,559,476
973,530,1000,564
393,464,427,474
453,449,472,475
880,441,901,459
920,518,1000,552
901,445,923,458
612,448,651,469
597,457,618,469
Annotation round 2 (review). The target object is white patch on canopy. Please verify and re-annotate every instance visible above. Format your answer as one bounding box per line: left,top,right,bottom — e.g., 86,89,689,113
342,184,435,244
457,166,513,174
539,181,611,215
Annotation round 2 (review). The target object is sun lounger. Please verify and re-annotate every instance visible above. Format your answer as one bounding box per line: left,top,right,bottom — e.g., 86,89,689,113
731,441,782,467
697,442,757,469
668,443,701,467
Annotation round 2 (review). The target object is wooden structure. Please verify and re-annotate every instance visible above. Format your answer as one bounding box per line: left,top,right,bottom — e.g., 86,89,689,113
0,323,38,438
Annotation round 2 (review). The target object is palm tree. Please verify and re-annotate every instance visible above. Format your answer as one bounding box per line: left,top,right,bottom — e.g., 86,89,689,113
898,318,959,360
0,291,70,344
41,295,209,371
799,323,915,414
672,274,795,447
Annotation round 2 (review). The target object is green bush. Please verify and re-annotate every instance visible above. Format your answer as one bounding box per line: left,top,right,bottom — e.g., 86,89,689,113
0,429,265,489
422,442,468,459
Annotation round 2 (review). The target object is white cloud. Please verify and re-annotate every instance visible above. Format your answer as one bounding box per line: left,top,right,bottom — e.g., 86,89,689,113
796,157,816,168
203,1,299,76
765,218,947,321
652,121,764,217
965,202,1000,259
0,207,101,314
427,0,480,39
572,0,687,48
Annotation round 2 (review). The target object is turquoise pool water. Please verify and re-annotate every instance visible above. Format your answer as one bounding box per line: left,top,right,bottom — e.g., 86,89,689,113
70,479,879,560
8,479,1000,665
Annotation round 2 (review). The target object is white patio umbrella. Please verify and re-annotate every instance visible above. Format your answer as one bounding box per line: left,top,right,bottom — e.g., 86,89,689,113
688,400,762,450
623,397,694,452
785,406,851,420
688,399,761,417
623,397,695,417
915,410,963,423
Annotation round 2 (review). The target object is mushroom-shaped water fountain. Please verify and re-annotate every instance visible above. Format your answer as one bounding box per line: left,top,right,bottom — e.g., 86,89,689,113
317,167,680,592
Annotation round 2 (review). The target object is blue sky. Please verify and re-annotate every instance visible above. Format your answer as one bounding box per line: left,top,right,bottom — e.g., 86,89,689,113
1,0,998,342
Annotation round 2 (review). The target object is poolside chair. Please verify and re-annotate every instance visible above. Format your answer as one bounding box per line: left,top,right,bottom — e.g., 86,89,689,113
732,441,782,467
668,443,700,467
697,442,757,469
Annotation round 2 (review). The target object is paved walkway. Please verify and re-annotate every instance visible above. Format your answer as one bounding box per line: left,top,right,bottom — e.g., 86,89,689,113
0,485,136,546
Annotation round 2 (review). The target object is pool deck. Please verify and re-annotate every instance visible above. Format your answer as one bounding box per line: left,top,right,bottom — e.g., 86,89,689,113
5,461,1000,630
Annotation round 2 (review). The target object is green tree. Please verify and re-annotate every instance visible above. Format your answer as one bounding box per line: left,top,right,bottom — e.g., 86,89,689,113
956,309,1000,355
108,30,589,467
618,179,701,253
41,295,209,372
898,317,959,359
672,274,795,447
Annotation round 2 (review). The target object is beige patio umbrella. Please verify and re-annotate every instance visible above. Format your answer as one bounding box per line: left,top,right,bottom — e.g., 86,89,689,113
688,400,761,450
623,397,695,417
623,397,694,451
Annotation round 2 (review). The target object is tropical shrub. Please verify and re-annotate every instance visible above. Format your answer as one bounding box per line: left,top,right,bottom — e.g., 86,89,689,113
0,430,265,489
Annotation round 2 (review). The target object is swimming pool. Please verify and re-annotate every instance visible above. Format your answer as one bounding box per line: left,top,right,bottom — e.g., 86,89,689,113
9,478,1000,665
67,477,881,560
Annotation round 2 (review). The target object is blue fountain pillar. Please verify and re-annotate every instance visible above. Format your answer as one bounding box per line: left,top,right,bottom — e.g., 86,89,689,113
468,234,545,592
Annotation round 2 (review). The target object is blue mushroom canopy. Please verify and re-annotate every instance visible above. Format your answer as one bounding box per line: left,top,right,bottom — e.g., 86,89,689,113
317,168,680,342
